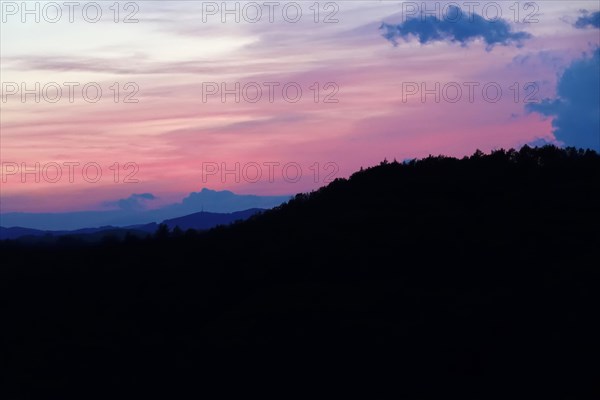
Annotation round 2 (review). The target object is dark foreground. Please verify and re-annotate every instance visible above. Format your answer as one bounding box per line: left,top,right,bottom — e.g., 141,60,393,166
2,146,599,399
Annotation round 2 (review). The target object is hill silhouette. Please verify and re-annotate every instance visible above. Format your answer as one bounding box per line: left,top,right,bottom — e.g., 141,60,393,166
161,208,263,230
2,146,599,399
0,208,264,242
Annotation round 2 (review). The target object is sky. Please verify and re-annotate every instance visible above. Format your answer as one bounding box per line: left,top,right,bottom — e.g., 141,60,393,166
1,0,599,215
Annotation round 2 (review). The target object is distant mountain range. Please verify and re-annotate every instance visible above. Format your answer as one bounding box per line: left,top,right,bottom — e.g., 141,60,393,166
0,188,289,230
0,209,263,241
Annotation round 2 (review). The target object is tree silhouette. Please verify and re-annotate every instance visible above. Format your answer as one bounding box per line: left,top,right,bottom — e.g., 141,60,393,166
154,223,170,240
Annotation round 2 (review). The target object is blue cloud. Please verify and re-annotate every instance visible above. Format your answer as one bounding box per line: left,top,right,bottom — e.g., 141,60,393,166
527,48,600,151
173,188,289,214
380,5,531,50
575,10,600,29
103,193,157,211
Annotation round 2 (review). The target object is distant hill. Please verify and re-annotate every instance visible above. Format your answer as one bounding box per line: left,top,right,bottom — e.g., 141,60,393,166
2,146,599,398
162,209,263,230
0,209,264,241
0,226,46,240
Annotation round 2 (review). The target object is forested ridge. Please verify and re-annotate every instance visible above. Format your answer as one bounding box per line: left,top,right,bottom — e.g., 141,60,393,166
2,145,599,399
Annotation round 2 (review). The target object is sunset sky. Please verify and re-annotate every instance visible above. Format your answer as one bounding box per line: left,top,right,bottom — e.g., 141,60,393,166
1,1,599,214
